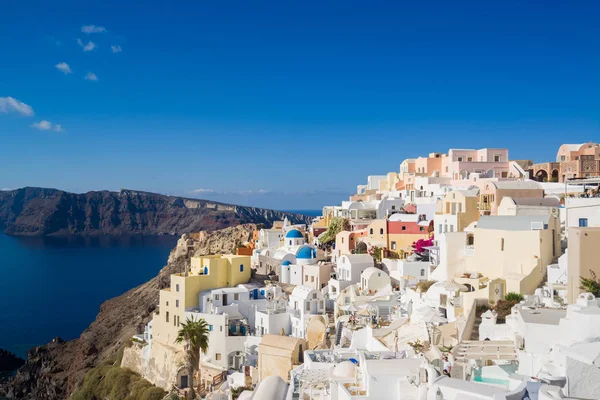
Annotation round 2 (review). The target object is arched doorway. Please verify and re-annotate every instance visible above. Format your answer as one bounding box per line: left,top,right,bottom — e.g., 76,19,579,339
356,241,368,254
551,169,559,182
535,169,548,182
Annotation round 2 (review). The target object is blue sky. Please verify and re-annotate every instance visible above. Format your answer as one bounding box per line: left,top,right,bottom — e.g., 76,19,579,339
1,1,599,210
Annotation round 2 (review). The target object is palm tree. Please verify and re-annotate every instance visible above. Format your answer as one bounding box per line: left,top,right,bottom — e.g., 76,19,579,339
175,317,210,400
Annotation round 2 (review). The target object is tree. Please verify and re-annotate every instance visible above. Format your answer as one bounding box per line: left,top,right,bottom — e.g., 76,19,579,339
175,318,210,399
580,270,600,297
318,217,350,244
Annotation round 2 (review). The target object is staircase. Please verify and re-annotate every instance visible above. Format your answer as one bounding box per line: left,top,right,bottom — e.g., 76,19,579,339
334,320,344,346
470,316,482,340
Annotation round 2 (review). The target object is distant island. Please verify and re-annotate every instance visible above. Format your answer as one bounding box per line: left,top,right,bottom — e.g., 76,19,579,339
0,187,313,236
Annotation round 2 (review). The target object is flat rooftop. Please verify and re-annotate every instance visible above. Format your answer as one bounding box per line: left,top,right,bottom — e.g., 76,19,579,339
519,306,566,325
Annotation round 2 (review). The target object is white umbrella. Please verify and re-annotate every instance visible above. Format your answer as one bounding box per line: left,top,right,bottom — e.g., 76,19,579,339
341,304,358,312
414,306,448,324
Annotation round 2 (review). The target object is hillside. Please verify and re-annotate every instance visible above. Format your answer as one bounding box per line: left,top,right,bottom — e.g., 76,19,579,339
0,225,258,399
0,187,312,236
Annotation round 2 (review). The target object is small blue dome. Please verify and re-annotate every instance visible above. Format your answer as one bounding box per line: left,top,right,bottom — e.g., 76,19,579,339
297,247,315,259
281,260,291,266
285,229,304,239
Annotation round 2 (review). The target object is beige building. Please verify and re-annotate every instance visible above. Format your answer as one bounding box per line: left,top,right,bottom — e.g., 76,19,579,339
434,189,480,234
478,180,544,215
302,263,333,290
567,227,600,303
465,215,560,294
531,142,600,182
497,196,560,217
257,334,306,382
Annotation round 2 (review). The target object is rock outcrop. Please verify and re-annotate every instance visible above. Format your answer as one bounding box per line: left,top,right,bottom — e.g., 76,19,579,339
0,187,312,236
1,225,255,399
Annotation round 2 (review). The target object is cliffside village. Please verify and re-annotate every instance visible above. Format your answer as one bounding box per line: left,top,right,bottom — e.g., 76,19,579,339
122,143,600,400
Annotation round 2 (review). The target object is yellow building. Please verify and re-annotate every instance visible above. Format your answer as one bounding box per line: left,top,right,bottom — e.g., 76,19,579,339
465,215,560,294
567,227,600,303
257,334,306,383
153,254,251,346
434,189,480,233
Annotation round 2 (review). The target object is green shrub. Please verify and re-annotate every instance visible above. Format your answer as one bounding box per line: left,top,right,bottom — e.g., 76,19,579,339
504,292,524,302
475,304,490,318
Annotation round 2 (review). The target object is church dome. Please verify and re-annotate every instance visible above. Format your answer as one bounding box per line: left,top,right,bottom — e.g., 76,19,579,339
285,229,304,239
297,247,315,259
282,260,292,266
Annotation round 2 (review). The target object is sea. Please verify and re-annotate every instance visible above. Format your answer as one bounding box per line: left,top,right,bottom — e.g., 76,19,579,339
0,210,320,359
0,233,177,358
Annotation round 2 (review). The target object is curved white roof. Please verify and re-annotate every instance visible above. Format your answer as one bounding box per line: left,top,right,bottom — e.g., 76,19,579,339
362,266,388,280
252,375,288,400
291,285,316,300
273,249,293,260
333,361,357,378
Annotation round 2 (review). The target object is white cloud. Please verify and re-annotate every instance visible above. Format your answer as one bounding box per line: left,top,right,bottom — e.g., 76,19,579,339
31,120,63,132
85,72,98,81
55,62,72,74
192,188,217,194
81,25,106,34
77,39,96,51
111,45,122,53
0,97,34,116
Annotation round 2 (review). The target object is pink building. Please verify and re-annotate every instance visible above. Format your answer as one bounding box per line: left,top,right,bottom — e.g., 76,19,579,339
444,148,510,180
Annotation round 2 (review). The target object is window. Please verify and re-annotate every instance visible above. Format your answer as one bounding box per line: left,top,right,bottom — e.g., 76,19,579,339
313,293,317,299
420,269,425,276
305,275,309,281
215,353,221,361
380,228,384,234
176,299,179,308
177,316,180,326
561,156,566,161
438,224,442,234
494,155,500,162
306,303,310,311
240,264,244,272
209,325,213,331
402,226,406,231
391,241,397,250
369,228,373,234
579,218,589,227
166,311,169,323
320,300,324,308
449,225,454,232
467,157,473,162
203,266,208,275
501,238,505,251
457,156,463,162
220,326,223,332
166,301,169,306
215,294,220,300
289,240,292,245
176,284,179,292
392,205,396,210
420,227,424,232
341,237,344,244
467,234,474,246
311,276,315,282
234,293,239,300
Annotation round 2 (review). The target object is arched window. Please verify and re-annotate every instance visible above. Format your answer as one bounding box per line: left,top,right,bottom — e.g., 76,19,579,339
379,228,384,234
420,269,425,276
369,228,373,234
203,266,208,275
467,234,474,246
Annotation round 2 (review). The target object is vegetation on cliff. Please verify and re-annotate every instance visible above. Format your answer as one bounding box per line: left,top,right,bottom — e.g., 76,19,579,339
71,349,165,400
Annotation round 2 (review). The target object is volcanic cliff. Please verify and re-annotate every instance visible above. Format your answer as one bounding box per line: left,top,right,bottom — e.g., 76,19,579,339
0,224,258,399
0,187,312,236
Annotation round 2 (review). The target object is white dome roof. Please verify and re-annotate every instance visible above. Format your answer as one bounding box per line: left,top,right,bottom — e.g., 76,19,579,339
333,361,357,378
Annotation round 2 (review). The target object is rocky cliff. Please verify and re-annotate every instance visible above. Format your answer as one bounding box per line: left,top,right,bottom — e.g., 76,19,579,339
0,224,257,399
0,187,312,236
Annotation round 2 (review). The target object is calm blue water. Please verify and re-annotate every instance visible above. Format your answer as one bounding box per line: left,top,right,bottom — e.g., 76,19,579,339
0,233,177,358
283,210,322,217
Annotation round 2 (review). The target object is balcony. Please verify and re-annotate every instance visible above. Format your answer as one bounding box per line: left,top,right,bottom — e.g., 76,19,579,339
478,202,491,211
